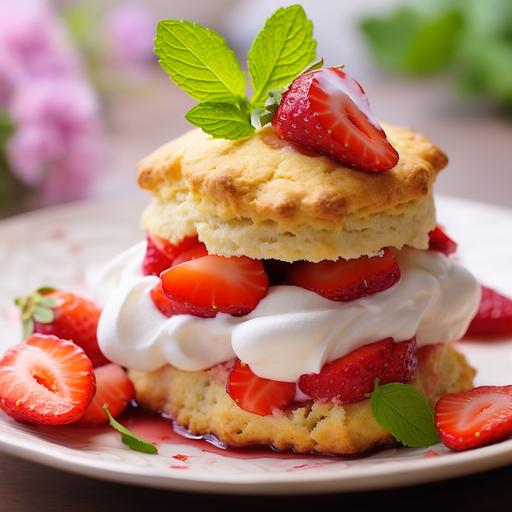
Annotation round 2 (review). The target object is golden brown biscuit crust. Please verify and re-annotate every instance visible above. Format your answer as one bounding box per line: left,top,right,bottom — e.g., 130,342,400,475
138,124,446,229
129,343,473,455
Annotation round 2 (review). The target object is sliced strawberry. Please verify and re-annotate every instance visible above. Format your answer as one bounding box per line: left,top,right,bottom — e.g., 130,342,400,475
79,364,135,425
287,248,400,302
465,286,512,337
428,225,457,255
226,360,295,416
0,334,95,425
298,338,416,404
16,288,108,367
161,255,269,318
171,241,208,266
142,233,202,276
435,386,512,451
150,283,186,317
272,67,399,172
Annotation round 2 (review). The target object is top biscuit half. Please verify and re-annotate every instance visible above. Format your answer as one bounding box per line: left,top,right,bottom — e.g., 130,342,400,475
137,124,447,262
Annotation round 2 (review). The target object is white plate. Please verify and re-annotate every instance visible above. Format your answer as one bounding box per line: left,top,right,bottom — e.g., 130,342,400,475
0,196,512,495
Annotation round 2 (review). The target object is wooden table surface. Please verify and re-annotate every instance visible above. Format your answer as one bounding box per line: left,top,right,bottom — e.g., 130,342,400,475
0,451,510,512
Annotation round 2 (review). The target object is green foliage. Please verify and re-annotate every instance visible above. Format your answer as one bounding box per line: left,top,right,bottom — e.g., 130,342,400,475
360,0,512,110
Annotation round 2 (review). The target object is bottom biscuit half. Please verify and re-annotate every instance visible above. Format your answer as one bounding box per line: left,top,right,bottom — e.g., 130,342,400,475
129,343,474,455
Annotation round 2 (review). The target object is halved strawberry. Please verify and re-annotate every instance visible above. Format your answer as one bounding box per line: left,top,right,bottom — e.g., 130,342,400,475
272,67,399,172
298,338,416,403
0,334,95,425
428,225,457,255
161,255,269,318
79,364,135,425
142,233,202,276
16,288,108,367
465,286,512,337
287,248,400,302
226,360,296,416
435,386,512,451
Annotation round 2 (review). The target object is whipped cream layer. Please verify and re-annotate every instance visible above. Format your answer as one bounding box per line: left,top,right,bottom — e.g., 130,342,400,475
95,243,481,382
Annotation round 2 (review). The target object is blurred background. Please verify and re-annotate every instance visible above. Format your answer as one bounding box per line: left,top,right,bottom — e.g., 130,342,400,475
0,0,511,219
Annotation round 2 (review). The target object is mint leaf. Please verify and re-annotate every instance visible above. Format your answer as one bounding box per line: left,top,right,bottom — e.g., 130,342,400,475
155,20,246,102
360,7,462,75
370,382,440,448
248,5,316,107
185,102,254,139
104,404,158,455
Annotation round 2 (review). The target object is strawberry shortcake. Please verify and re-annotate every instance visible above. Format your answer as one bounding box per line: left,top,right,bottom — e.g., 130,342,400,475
94,67,481,454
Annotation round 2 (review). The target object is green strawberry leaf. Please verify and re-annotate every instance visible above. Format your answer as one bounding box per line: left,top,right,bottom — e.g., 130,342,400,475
104,404,158,455
32,306,54,324
155,20,246,103
248,5,317,107
370,382,440,448
185,102,255,139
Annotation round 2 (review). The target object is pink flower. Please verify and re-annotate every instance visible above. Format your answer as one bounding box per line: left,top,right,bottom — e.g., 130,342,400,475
6,77,104,203
104,3,156,69
0,0,80,106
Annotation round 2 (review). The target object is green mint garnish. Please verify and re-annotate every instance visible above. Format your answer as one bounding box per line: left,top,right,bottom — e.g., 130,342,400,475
154,4,317,139
370,382,440,448
186,102,255,139
155,20,246,103
248,5,316,107
104,404,158,455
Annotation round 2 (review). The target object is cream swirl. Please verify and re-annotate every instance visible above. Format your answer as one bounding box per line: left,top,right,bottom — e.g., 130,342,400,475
95,243,481,382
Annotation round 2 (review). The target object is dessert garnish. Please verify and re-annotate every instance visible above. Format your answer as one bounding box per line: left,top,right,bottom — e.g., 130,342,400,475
286,248,400,302
298,338,417,404
428,225,458,255
0,334,95,425
370,382,440,448
160,255,269,317
103,404,158,455
79,363,135,425
16,288,107,367
226,360,295,416
465,286,512,337
154,4,398,172
435,386,512,451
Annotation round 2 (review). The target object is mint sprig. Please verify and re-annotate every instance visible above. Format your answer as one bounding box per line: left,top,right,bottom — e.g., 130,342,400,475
154,4,317,140
248,5,316,107
104,404,158,455
370,382,440,448
186,102,255,139
155,20,246,103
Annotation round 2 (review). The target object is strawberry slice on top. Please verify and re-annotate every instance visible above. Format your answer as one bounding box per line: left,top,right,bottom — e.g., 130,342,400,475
272,67,399,172
0,334,95,425
226,360,296,416
435,386,512,451
161,255,269,318
286,248,400,302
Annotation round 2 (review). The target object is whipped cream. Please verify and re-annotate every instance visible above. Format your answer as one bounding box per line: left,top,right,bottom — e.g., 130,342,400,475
96,243,481,382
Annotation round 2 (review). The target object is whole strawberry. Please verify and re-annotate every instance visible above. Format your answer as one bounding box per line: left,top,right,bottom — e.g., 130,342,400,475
16,288,109,367
272,66,399,172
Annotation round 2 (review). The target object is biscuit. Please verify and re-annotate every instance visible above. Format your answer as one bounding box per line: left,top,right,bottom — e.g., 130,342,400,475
129,343,474,455
137,125,446,262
